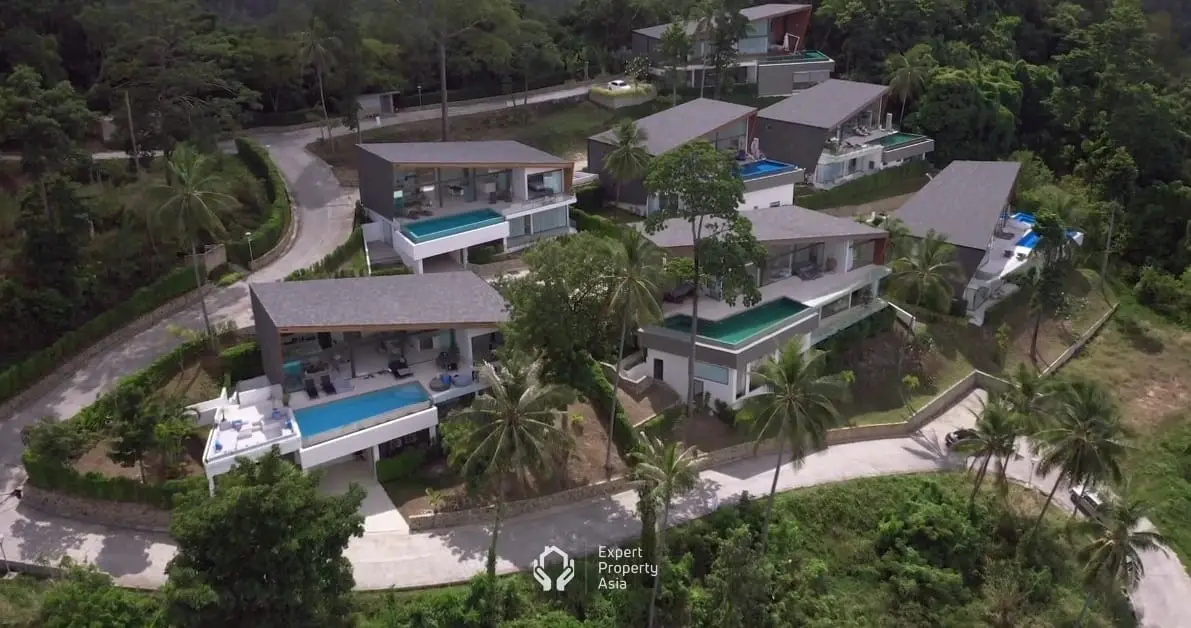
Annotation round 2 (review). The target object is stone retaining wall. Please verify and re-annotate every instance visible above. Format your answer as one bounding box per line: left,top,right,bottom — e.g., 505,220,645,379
588,87,658,109
407,477,641,531
20,484,172,533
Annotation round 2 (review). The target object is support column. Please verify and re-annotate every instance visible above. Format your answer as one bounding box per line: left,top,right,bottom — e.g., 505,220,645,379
429,424,438,443
371,445,380,481
461,246,469,267
458,329,474,371
207,474,215,496
414,258,424,274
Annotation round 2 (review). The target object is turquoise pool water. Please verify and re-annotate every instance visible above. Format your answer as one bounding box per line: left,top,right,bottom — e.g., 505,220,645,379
867,132,929,148
294,382,430,437
1012,212,1037,225
402,208,504,243
664,298,809,345
760,50,830,64
739,159,797,180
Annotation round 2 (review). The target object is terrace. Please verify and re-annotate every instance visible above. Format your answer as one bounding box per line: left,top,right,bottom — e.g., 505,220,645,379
199,386,303,492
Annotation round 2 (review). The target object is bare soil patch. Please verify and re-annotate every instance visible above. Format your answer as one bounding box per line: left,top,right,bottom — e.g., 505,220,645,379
669,410,752,454
617,385,680,426
161,354,224,405
72,430,209,483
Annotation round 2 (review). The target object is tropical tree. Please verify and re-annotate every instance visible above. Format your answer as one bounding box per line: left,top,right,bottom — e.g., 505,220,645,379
740,337,851,552
604,229,665,476
1004,362,1055,433
659,23,692,106
632,434,701,628
152,144,233,347
885,44,935,122
604,119,652,203
890,229,961,311
954,396,1020,506
1014,211,1071,361
1030,378,1128,535
1073,495,1165,626
297,21,340,143
445,357,572,578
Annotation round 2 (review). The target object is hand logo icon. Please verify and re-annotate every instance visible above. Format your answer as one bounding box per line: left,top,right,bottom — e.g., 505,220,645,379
530,545,576,592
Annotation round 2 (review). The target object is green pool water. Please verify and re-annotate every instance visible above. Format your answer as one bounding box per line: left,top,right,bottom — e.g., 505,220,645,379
867,132,929,148
664,298,809,345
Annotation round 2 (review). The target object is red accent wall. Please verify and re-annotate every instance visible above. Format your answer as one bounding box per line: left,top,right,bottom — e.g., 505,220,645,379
747,114,758,144
873,237,888,266
771,10,812,48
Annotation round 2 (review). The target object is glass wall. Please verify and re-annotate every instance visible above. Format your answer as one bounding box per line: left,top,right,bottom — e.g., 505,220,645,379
527,169,565,197
475,169,512,203
530,206,569,233
694,361,729,384
850,239,876,270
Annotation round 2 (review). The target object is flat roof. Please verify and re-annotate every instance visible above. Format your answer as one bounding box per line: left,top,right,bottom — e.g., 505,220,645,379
894,160,1022,251
641,203,887,248
757,79,890,129
357,141,570,167
590,98,756,156
636,3,811,39
250,272,509,331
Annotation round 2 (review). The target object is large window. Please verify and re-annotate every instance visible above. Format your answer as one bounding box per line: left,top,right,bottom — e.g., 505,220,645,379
530,206,569,233
850,239,876,270
694,361,729,385
527,170,564,198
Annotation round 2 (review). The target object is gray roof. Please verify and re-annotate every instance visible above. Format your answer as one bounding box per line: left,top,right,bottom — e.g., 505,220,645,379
635,3,811,39
250,272,509,329
358,141,569,166
757,79,890,129
894,161,1022,251
590,98,756,156
641,204,887,248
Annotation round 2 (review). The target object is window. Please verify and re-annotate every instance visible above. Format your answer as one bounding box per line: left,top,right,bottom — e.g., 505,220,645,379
821,294,851,318
530,206,568,233
694,361,729,385
850,239,876,270
769,201,782,207
418,335,435,351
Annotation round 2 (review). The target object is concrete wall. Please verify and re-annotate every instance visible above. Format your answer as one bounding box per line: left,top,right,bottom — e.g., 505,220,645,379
757,118,828,173
20,484,172,533
586,138,649,206
589,88,658,110
357,147,395,213
251,289,283,385
639,312,819,370
741,183,795,210
406,476,642,531
757,63,833,97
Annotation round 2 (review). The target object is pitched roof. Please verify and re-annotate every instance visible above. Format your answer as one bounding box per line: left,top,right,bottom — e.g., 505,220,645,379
635,3,811,39
358,141,569,167
590,98,756,156
893,161,1022,251
757,79,890,129
250,272,509,329
640,204,887,248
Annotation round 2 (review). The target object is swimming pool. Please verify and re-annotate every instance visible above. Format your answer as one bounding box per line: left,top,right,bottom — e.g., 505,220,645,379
759,50,831,65
664,298,809,345
402,208,505,243
867,132,930,148
293,382,430,437
1017,232,1041,249
739,159,797,180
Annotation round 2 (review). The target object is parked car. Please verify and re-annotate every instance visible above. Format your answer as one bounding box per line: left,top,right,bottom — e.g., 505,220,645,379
606,79,631,90
944,428,978,449
1070,483,1107,516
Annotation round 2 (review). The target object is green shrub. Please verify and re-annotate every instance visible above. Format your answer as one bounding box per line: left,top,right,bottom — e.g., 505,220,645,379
375,448,429,483
0,266,199,405
1133,266,1191,323
217,271,244,287
468,244,499,265
573,355,639,458
796,161,930,210
286,228,365,281
219,341,264,383
589,82,656,98
227,138,292,266
571,207,625,239
575,185,605,210
370,265,413,277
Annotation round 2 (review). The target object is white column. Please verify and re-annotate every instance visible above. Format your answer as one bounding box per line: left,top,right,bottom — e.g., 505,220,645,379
207,474,215,496
512,168,529,201
727,369,738,404
461,247,469,266
371,445,380,481
414,258,424,274
458,329,474,370
429,424,438,442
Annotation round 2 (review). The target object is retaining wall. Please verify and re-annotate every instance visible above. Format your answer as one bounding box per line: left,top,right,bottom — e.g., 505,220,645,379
1042,303,1119,376
20,484,172,534
588,88,658,109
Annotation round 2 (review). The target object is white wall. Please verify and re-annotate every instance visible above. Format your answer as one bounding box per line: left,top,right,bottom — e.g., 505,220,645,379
298,406,439,469
392,220,510,264
649,349,741,406
740,184,794,210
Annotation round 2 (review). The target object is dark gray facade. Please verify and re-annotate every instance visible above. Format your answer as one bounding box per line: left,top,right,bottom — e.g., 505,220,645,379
639,312,820,371
954,245,988,290
250,288,284,385
756,62,834,97
883,138,935,163
357,146,395,214
632,33,661,63
586,138,650,206
756,118,829,173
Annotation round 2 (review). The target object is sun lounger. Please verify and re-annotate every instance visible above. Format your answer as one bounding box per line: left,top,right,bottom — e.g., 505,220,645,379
389,358,413,379
320,374,336,395
304,379,319,399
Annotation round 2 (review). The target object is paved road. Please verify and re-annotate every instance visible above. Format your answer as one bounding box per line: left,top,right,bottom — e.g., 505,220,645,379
2,389,1187,626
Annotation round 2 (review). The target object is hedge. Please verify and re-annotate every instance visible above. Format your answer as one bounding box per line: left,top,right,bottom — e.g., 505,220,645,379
219,341,264,383
0,265,199,405
796,161,930,210
571,208,626,239
574,354,640,460
375,448,429,484
227,138,292,267
286,227,364,281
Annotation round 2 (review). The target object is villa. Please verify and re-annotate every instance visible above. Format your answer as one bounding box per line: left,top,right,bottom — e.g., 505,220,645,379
587,98,804,215
756,79,935,188
356,141,582,274
192,272,508,493
631,3,835,97
891,160,1084,325
635,204,891,406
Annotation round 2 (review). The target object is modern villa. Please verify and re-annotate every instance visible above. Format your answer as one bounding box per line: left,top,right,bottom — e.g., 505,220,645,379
631,3,835,97
636,205,891,406
757,79,935,188
356,141,580,274
193,272,508,492
892,160,1084,325
587,98,804,215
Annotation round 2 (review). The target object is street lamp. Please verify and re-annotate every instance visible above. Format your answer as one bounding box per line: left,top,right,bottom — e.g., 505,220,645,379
417,85,423,107
245,231,254,268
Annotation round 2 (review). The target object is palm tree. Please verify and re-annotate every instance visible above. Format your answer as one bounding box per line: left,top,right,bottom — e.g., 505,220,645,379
1005,363,1055,433
1073,495,1165,626
449,357,571,578
741,337,850,553
604,120,651,204
604,229,665,477
691,0,719,98
954,396,1020,506
659,23,692,106
890,229,961,312
632,434,700,628
877,215,913,258
152,144,233,349
297,22,339,144
1030,378,1127,536
885,49,931,123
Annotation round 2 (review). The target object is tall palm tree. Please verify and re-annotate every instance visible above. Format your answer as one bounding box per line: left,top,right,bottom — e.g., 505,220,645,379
890,230,961,312
604,120,651,204
297,22,339,144
449,357,571,578
633,434,701,628
741,337,850,553
659,23,692,106
885,50,931,123
878,215,913,258
1030,378,1127,536
604,229,665,477
1073,495,1165,626
954,396,1020,506
152,144,233,349
1005,363,1055,434
691,0,719,98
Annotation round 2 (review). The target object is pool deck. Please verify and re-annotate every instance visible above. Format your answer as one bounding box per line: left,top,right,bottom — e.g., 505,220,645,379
663,265,886,321
972,216,1037,282
287,350,490,413
394,190,575,227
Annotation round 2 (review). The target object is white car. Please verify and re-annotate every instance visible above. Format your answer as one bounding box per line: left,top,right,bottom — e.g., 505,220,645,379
1069,483,1107,516
606,79,631,90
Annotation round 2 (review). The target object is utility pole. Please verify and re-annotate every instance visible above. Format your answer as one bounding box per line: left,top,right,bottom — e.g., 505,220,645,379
124,91,141,176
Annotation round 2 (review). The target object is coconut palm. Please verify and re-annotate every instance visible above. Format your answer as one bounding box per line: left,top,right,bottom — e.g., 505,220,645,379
604,119,651,204
297,21,340,143
1030,378,1127,536
890,229,961,312
1073,495,1165,626
659,23,692,106
151,144,233,349
449,357,572,578
879,215,914,258
954,396,1020,506
604,229,665,477
741,337,851,553
885,48,932,123
632,434,701,628
1005,362,1056,433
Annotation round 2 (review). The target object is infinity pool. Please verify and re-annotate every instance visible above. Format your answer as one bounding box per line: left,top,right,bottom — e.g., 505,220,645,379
739,159,797,180
402,208,504,243
664,298,809,345
760,50,831,64
294,382,430,437
867,132,930,148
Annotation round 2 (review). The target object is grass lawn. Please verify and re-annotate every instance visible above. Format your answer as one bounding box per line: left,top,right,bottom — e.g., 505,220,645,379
0,576,47,628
